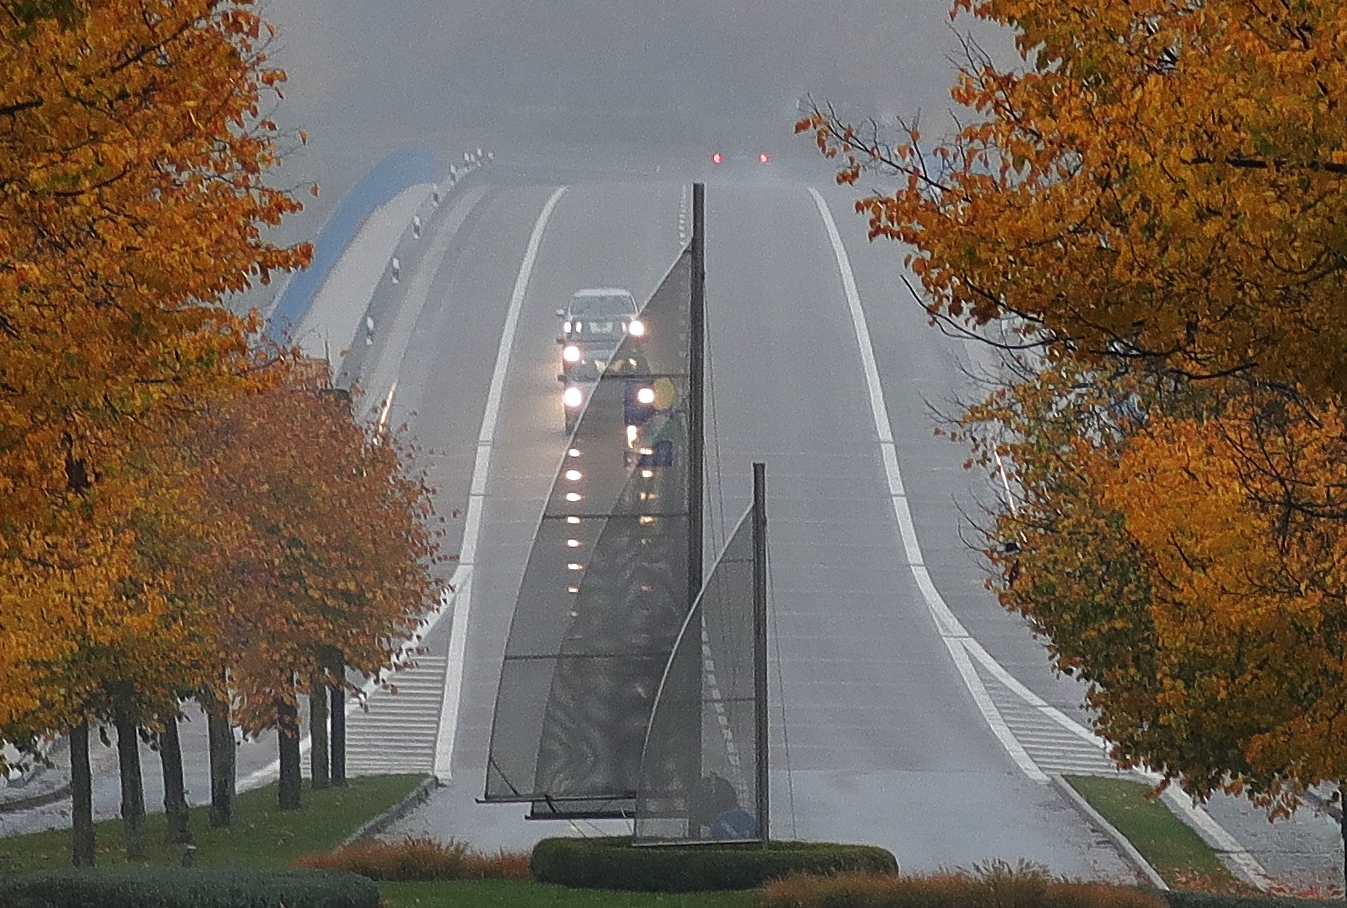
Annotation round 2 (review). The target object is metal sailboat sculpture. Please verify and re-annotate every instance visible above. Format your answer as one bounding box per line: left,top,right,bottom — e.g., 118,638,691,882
483,184,768,843
635,462,768,843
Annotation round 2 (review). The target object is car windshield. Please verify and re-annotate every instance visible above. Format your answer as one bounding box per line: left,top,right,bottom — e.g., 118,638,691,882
570,294,634,319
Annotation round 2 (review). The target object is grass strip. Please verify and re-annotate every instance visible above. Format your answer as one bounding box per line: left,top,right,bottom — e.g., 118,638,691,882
1065,775,1247,892
0,773,427,872
380,880,758,907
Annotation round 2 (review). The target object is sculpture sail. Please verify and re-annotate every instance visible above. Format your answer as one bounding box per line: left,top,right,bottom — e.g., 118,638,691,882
483,248,692,817
634,506,762,842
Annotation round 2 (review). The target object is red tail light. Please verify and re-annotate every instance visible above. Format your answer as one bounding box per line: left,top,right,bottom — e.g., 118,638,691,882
711,152,724,164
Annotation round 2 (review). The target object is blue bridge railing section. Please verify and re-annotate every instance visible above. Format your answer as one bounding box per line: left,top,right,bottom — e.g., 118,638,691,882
327,148,493,394
266,147,439,343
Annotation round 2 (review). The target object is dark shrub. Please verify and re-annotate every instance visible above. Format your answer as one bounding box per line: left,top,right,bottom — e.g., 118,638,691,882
0,866,377,908
1161,892,1333,908
531,836,898,892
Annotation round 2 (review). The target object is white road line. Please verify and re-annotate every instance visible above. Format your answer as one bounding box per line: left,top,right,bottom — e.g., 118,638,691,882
808,186,1034,769
1157,782,1279,890
1054,777,1170,890
432,186,569,780
944,637,1048,781
807,187,1275,891
377,381,398,436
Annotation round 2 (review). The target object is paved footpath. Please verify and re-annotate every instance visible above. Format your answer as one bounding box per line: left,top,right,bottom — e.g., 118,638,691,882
0,705,282,840
1203,790,1343,896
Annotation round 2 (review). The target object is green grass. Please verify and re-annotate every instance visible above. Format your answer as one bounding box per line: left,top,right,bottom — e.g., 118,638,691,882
380,880,758,908
0,773,427,873
1065,775,1247,891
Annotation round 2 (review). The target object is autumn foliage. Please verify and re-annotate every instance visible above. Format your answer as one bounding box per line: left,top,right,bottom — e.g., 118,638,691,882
958,352,1347,814
0,0,311,740
802,0,1347,825
189,372,441,736
0,0,442,863
292,837,532,882
801,0,1347,400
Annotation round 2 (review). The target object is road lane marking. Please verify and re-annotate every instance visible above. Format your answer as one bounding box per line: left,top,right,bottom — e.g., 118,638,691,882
944,637,1046,781
807,187,1274,891
1156,786,1278,890
377,381,397,436
432,186,569,779
363,185,490,416
807,187,1033,768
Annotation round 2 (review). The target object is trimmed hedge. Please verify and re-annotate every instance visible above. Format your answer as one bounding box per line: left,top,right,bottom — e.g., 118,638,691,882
0,866,378,908
530,836,898,892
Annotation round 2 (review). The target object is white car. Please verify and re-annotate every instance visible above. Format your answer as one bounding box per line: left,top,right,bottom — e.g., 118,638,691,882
557,288,645,432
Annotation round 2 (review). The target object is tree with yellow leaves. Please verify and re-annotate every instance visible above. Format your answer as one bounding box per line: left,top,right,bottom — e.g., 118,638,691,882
1102,391,1347,810
800,0,1347,400
802,0,1347,836
0,0,310,865
960,350,1347,882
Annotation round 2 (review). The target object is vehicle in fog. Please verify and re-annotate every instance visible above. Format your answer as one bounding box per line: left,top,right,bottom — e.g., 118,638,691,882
557,288,644,432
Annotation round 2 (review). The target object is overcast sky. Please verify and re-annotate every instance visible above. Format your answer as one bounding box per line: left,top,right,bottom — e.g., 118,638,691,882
253,1,1016,217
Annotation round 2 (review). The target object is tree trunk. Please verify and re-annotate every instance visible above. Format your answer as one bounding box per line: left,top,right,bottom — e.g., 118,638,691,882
206,700,236,829
309,675,330,790
114,713,146,861
159,715,192,845
329,655,347,787
277,698,302,810
70,721,95,867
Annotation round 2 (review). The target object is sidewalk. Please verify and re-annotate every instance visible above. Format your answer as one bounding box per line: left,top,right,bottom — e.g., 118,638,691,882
0,740,76,815
1201,789,1343,895
0,705,283,840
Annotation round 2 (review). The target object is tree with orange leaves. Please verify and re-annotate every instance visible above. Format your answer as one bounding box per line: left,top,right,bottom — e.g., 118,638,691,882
801,0,1347,855
800,0,1347,401
189,368,442,814
960,352,1347,881
1100,391,1347,813
0,0,310,865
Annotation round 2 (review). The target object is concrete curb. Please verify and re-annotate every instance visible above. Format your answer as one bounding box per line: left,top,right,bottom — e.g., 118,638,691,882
1051,774,1169,890
338,775,440,848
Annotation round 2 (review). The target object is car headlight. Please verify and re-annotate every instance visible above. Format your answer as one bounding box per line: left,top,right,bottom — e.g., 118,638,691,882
563,320,572,333
562,344,581,363
627,319,645,337
563,386,583,408
636,386,656,405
